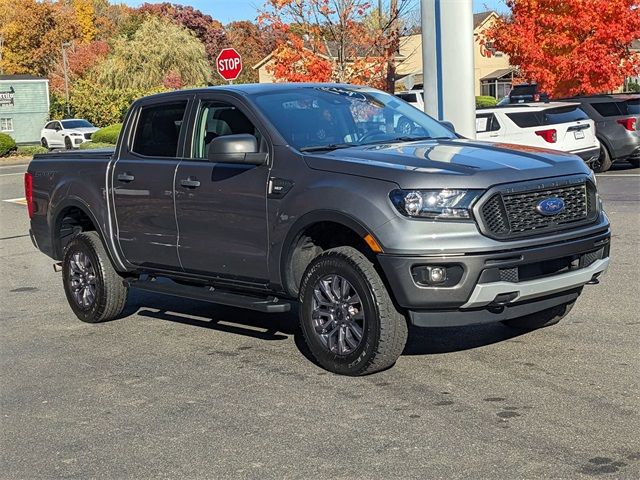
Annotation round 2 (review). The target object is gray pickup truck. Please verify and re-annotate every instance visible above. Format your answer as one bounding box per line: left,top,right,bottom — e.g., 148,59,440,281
26,83,611,375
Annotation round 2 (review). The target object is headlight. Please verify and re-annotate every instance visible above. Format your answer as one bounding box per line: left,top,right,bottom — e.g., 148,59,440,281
390,189,483,219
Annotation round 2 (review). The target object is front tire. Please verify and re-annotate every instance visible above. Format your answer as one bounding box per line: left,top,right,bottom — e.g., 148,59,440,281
64,136,73,150
41,137,49,150
62,231,128,323
299,247,408,376
501,300,575,331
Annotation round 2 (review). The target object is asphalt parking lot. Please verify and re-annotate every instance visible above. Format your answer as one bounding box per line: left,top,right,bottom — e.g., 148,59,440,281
1,160,639,479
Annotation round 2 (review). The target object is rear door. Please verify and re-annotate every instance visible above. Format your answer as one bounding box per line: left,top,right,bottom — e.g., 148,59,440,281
112,95,191,270
174,94,271,282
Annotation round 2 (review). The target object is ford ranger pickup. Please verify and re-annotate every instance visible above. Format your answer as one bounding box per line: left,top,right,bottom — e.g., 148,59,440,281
26,84,611,375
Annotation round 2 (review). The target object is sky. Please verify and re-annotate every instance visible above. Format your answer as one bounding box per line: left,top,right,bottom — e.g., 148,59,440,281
122,0,508,24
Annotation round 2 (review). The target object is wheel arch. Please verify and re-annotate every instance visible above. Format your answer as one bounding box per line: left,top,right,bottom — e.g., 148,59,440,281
279,210,384,297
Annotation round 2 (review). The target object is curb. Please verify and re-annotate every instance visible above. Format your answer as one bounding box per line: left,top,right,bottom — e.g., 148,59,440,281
0,157,31,167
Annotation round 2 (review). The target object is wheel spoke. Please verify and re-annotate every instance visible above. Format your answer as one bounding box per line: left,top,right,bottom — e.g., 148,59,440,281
310,274,366,356
346,320,363,341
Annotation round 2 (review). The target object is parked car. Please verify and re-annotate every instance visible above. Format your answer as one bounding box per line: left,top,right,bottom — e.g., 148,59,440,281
476,102,600,165
556,94,640,172
395,90,425,110
40,119,99,150
498,83,550,105
26,84,610,376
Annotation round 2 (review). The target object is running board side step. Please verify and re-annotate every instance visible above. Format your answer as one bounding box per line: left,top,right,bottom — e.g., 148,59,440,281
124,278,291,313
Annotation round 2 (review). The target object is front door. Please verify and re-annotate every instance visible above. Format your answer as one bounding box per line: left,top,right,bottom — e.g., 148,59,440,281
112,97,190,270
174,96,271,282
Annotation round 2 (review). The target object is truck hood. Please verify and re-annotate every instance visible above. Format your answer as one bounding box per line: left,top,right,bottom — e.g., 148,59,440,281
303,139,591,189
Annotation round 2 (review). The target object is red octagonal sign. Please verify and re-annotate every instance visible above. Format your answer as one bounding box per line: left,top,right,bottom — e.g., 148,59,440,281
216,48,243,82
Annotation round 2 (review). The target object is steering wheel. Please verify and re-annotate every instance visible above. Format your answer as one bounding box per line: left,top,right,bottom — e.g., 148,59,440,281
359,129,391,144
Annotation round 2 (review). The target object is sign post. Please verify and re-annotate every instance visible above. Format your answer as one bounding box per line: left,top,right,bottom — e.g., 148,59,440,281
216,48,243,84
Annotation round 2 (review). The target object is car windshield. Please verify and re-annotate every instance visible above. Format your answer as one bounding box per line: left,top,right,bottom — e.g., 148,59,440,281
252,86,455,151
61,119,94,129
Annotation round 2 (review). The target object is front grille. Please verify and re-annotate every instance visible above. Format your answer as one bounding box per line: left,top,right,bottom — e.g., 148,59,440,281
84,133,92,140
478,180,598,240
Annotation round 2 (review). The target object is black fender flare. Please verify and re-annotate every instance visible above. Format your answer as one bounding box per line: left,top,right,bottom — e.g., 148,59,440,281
277,210,380,296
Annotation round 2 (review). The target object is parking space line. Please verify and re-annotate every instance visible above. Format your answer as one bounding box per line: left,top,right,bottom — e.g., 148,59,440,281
596,174,640,177
3,197,27,205
0,172,25,177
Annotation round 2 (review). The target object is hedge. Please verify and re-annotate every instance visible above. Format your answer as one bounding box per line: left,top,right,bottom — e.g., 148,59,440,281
79,141,116,150
15,145,48,156
476,95,498,108
91,123,122,144
0,133,17,157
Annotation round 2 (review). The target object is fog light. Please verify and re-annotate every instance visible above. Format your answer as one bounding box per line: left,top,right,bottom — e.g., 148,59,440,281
428,266,446,284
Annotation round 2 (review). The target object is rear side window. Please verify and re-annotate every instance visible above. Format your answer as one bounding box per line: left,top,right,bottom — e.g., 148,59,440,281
397,93,417,103
507,106,588,128
591,102,624,117
131,101,187,157
506,112,541,128
543,106,589,124
623,99,639,115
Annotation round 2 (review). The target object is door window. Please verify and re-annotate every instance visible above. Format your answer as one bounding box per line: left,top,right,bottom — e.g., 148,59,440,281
476,113,501,133
591,102,624,117
131,101,187,158
192,102,265,159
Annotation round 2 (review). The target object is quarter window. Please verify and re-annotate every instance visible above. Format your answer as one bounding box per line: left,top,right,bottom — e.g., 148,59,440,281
131,101,187,157
476,113,501,133
0,118,13,132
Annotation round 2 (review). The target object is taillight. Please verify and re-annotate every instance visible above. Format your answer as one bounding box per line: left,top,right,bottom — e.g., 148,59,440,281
24,172,34,219
535,129,557,143
617,118,637,131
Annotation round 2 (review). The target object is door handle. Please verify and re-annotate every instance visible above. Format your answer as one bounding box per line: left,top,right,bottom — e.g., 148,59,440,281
180,177,201,189
117,172,135,182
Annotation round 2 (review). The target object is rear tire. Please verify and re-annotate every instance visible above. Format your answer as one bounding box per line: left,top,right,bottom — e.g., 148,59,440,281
62,231,128,323
501,300,575,331
299,246,408,376
592,142,612,173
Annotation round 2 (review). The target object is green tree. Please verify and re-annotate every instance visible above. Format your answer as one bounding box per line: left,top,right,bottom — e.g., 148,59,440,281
96,16,211,90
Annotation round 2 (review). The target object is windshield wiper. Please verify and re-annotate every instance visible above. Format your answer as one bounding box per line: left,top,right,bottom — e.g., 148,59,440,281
362,135,448,146
299,143,358,153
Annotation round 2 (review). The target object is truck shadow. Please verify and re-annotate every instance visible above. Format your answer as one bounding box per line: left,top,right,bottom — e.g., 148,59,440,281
125,290,525,359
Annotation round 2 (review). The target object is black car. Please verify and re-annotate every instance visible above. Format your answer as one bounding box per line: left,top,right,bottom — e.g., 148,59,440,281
557,94,640,172
498,83,550,105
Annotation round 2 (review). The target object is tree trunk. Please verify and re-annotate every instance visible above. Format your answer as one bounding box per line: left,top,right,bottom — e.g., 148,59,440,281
386,0,399,93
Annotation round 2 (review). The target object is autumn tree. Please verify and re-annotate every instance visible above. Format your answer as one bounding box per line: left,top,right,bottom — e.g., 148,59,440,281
49,40,110,93
259,0,412,90
484,0,640,97
137,3,228,67
96,16,211,90
72,0,98,44
0,0,78,76
226,20,278,83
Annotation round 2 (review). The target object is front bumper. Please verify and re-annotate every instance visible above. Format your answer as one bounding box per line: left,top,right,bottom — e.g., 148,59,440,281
378,227,611,327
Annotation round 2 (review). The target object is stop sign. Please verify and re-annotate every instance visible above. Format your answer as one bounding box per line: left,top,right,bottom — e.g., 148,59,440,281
216,48,243,82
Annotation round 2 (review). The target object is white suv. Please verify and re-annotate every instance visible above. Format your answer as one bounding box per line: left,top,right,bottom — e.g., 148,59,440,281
395,90,424,110
476,103,600,165
41,119,99,150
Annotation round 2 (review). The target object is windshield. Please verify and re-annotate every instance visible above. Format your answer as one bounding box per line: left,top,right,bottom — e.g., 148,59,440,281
61,119,94,129
252,86,455,151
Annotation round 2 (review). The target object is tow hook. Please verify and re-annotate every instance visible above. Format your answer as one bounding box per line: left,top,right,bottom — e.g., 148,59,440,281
587,273,601,285
53,262,63,273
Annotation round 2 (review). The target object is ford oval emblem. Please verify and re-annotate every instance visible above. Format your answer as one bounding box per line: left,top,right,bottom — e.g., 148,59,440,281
536,197,566,216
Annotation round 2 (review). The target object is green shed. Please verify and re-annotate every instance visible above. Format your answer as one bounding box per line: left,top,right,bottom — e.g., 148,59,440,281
0,75,50,145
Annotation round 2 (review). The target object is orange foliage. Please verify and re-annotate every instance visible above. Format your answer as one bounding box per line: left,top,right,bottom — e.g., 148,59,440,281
484,0,640,97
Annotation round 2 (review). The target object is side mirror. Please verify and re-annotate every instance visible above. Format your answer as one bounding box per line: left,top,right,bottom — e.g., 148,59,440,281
440,121,456,132
54,125,61,131
208,134,267,166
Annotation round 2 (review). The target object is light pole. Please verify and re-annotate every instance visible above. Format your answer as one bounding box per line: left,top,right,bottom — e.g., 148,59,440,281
61,41,72,117
421,0,476,138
